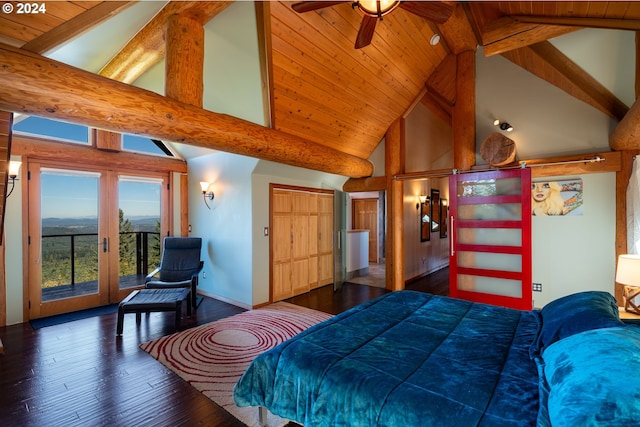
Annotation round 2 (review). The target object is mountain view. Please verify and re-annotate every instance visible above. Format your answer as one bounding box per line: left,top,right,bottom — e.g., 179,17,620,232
41,210,161,288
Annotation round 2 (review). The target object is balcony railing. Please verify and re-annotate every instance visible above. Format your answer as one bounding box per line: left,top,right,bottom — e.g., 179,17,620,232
41,231,160,301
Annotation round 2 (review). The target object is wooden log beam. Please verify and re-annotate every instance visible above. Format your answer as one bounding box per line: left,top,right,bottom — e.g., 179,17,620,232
0,44,373,178
386,118,404,291
511,15,640,32
611,97,640,151
527,42,628,122
482,16,578,57
12,135,187,174
436,3,477,55
342,176,386,192
452,50,476,171
99,1,233,83
165,14,204,107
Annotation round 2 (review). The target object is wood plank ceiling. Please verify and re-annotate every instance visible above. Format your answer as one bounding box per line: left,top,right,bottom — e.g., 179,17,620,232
0,1,639,165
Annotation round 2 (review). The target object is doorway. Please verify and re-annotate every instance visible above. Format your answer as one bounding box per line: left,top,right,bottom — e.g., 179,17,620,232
27,162,169,318
349,192,386,288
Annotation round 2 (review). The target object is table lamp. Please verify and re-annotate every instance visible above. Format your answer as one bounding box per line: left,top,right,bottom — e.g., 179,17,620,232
615,254,640,315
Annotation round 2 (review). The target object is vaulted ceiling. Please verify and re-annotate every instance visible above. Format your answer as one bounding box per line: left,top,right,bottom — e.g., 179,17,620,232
0,1,638,171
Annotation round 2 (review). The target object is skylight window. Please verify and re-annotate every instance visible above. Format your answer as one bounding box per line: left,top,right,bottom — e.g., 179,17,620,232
13,116,90,144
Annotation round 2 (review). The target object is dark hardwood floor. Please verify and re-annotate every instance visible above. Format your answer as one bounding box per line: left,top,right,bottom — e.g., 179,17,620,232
0,269,448,426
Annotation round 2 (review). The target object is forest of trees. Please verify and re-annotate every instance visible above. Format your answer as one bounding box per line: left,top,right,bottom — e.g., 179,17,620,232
41,209,160,288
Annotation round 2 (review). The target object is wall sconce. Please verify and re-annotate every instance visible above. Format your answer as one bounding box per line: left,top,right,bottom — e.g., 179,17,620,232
6,160,21,198
493,119,514,132
200,181,214,209
416,195,428,210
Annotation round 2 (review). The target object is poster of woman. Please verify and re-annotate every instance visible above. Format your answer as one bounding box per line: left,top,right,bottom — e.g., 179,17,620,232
531,179,583,216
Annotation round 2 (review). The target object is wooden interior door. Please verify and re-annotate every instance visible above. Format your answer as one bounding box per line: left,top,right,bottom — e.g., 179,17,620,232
448,168,532,310
352,198,378,263
271,189,292,301
291,192,311,295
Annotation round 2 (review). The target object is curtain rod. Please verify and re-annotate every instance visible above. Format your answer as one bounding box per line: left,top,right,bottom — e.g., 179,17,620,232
393,156,605,181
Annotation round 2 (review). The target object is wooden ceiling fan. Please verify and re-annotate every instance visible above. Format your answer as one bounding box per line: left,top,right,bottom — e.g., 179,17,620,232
291,1,455,49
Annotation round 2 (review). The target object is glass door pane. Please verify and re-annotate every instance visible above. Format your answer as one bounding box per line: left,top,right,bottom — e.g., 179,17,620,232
449,169,532,310
117,176,163,290
40,169,100,302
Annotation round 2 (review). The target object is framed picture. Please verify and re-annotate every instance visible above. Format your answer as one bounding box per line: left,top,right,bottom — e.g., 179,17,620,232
420,198,430,242
430,189,440,233
531,179,583,216
440,199,448,238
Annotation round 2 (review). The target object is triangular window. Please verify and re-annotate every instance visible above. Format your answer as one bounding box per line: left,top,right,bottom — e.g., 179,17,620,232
122,134,174,157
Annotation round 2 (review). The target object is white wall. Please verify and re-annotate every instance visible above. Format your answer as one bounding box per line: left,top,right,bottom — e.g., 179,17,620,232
4,155,24,325
188,152,258,309
532,172,616,308
403,102,453,280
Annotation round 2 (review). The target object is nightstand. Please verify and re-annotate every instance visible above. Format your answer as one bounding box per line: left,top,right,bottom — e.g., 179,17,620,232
619,307,640,324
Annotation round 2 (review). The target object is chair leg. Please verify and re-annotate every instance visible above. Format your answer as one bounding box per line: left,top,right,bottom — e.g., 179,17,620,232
191,282,197,309
116,306,125,336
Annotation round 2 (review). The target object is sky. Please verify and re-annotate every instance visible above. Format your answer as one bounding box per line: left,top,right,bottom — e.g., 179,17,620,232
17,116,163,219
40,172,161,219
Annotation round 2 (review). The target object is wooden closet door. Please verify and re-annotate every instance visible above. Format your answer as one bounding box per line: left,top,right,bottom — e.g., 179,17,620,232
291,192,310,295
272,190,292,301
308,194,319,289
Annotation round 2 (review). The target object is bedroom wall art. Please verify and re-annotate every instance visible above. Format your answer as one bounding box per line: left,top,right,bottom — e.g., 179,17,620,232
532,179,583,216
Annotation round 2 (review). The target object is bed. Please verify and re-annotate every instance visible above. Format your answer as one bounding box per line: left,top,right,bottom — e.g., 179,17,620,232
233,290,640,426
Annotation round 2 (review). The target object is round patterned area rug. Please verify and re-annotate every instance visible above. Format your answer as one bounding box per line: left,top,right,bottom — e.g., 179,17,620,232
140,302,332,427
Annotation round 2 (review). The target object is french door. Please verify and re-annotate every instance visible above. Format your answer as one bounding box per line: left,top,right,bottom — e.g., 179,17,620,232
448,168,532,310
28,162,169,318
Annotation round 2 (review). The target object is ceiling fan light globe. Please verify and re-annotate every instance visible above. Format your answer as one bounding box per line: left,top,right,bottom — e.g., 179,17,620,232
356,0,400,18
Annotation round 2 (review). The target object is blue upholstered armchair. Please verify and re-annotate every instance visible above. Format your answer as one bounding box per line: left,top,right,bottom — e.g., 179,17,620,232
145,237,204,309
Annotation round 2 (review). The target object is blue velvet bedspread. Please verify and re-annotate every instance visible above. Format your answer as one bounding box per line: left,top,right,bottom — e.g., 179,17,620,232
234,291,540,426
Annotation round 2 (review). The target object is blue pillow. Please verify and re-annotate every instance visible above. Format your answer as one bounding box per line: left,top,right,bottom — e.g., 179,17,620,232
531,291,623,356
540,326,640,426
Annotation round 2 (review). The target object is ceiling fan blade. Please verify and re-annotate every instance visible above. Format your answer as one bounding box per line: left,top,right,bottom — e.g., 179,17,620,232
355,15,377,49
291,1,346,14
400,1,456,24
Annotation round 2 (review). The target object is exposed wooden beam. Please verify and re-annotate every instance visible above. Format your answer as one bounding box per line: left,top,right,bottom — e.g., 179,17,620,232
452,50,476,171
99,1,233,83
503,41,629,122
482,16,578,57
165,14,204,107
523,150,621,178
420,92,452,126
512,15,640,31
386,118,404,291
12,135,187,174
426,53,456,110
611,97,640,150
436,3,477,55
342,176,386,193
0,44,373,178
21,2,134,54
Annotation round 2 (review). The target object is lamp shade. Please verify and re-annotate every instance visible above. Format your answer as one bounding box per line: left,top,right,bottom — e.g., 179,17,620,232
200,181,210,192
616,254,640,286
8,160,21,178
356,0,400,17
